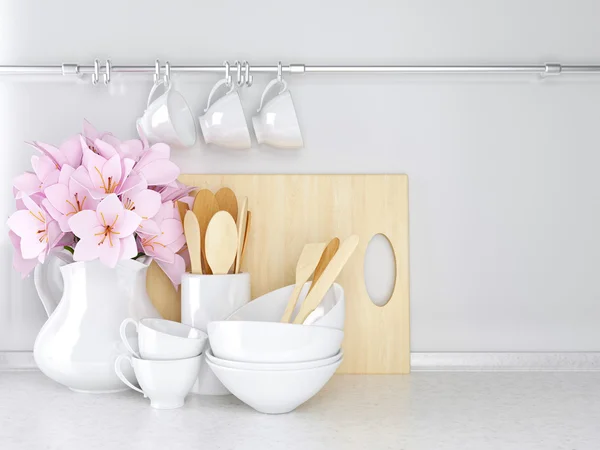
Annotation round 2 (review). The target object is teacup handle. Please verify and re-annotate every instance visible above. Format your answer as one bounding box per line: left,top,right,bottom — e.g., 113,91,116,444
204,78,236,113
147,79,172,108
114,354,146,397
119,318,141,358
256,78,288,113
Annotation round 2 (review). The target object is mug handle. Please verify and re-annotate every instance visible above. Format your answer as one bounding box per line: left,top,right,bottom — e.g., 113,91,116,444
256,78,288,113
147,79,172,108
119,318,141,358
204,78,236,113
114,354,146,397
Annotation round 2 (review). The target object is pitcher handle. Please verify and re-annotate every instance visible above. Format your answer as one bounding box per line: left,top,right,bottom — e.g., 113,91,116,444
257,78,288,113
33,249,72,318
204,78,236,113
114,355,146,396
119,318,141,358
147,79,171,108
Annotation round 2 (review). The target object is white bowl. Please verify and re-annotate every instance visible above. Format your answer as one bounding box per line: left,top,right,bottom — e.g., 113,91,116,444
206,356,342,414
227,282,345,329
205,348,343,371
207,321,344,363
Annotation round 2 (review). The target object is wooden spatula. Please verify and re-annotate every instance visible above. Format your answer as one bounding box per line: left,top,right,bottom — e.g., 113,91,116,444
215,187,238,223
204,211,239,275
293,235,359,324
192,189,220,274
280,242,327,323
234,197,248,274
308,237,340,295
184,210,202,275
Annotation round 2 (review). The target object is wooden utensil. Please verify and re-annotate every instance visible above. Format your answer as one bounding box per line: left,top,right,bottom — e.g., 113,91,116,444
215,187,238,223
176,201,189,223
308,237,340,295
241,210,251,263
280,242,327,323
184,210,202,275
192,189,220,274
234,197,248,274
204,211,239,275
293,235,359,325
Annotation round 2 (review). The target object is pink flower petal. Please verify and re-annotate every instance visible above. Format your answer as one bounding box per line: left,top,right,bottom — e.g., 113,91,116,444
20,234,47,260
31,155,58,182
120,140,145,161
94,139,119,159
118,173,144,196
9,231,38,278
138,219,161,235
69,210,100,239
14,172,41,197
83,119,102,141
119,235,138,260
59,135,83,168
130,189,161,219
170,233,186,253
146,241,175,263
113,210,141,237
159,218,183,246
57,164,75,185
137,160,180,185
95,194,123,229
157,254,186,286
98,236,121,268
44,183,71,215
73,236,101,262
7,210,41,239
31,142,66,167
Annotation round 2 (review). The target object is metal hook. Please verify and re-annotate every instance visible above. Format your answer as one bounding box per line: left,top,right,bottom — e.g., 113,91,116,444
153,59,161,84
103,59,111,85
243,61,253,87
277,61,283,83
234,60,244,86
164,61,171,87
92,59,100,85
223,61,232,86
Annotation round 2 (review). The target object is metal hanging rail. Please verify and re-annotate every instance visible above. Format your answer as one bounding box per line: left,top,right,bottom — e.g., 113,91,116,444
1,61,600,79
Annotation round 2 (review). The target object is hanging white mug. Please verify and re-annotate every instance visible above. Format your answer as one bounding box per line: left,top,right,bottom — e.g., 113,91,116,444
252,78,303,149
198,78,251,149
137,79,197,148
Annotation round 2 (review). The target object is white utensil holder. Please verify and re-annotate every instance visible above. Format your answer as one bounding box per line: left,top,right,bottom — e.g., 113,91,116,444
181,272,251,395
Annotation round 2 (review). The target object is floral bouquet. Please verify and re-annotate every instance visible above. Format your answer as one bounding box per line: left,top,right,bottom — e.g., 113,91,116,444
7,120,193,286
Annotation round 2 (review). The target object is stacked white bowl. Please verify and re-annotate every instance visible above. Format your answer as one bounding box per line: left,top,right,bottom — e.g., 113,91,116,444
206,283,345,414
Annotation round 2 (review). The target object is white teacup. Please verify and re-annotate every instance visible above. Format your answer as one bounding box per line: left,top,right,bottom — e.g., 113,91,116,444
198,78,251,149
115,354,201,409
137,79,197,148
120,317,207,360
252,79,303,149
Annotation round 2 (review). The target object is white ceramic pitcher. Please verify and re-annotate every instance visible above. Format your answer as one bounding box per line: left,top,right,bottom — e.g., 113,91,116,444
33,250,161,393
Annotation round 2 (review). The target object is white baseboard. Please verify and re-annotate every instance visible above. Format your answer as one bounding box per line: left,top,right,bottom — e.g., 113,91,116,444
3,351,600,372
411,352,600,372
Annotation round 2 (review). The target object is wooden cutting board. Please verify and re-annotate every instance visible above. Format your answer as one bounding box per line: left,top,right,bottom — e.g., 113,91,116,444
148,174,410,374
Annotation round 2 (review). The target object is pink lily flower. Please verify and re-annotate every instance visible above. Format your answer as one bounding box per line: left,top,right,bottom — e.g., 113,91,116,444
27,134,83,169
7,195,63,263
72,142,141,200
121,184,162,235
13,154,60,199
83,120,145,162
133,143,180,186
68,194,141,268
43,165,98,232
138,201,185,285
8,231,40,278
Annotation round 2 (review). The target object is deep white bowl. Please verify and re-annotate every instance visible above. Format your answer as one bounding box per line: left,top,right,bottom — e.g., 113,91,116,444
205,348,343,371
207,321,344,363
227,282,345,329
206,356,342,414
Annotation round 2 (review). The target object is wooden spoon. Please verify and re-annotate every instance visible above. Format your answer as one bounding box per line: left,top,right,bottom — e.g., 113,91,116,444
234,197,248,274
192,189,220,274
215,187,238,223
280,242,327,323
184,210,202,275
308,237,340,295
293,235,359,324
204,211,239,275
241,211,251,264
176,201,189,223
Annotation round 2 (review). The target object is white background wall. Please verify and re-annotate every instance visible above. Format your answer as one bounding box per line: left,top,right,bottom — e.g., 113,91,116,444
1,0,600,352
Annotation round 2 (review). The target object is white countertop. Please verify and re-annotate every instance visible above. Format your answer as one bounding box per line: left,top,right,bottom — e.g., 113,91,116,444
1,370,599,449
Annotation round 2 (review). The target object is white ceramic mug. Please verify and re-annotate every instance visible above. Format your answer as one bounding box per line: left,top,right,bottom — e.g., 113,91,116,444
252,78,303,149
115,354,201,409
198,78,251,149
137,79,197,148
119,317,207,360
181,272,251,395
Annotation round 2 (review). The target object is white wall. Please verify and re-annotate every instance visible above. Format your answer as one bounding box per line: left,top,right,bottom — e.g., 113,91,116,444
2,0,600,352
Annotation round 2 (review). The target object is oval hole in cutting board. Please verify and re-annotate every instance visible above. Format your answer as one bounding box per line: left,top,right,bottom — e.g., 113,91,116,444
364,233,396,307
